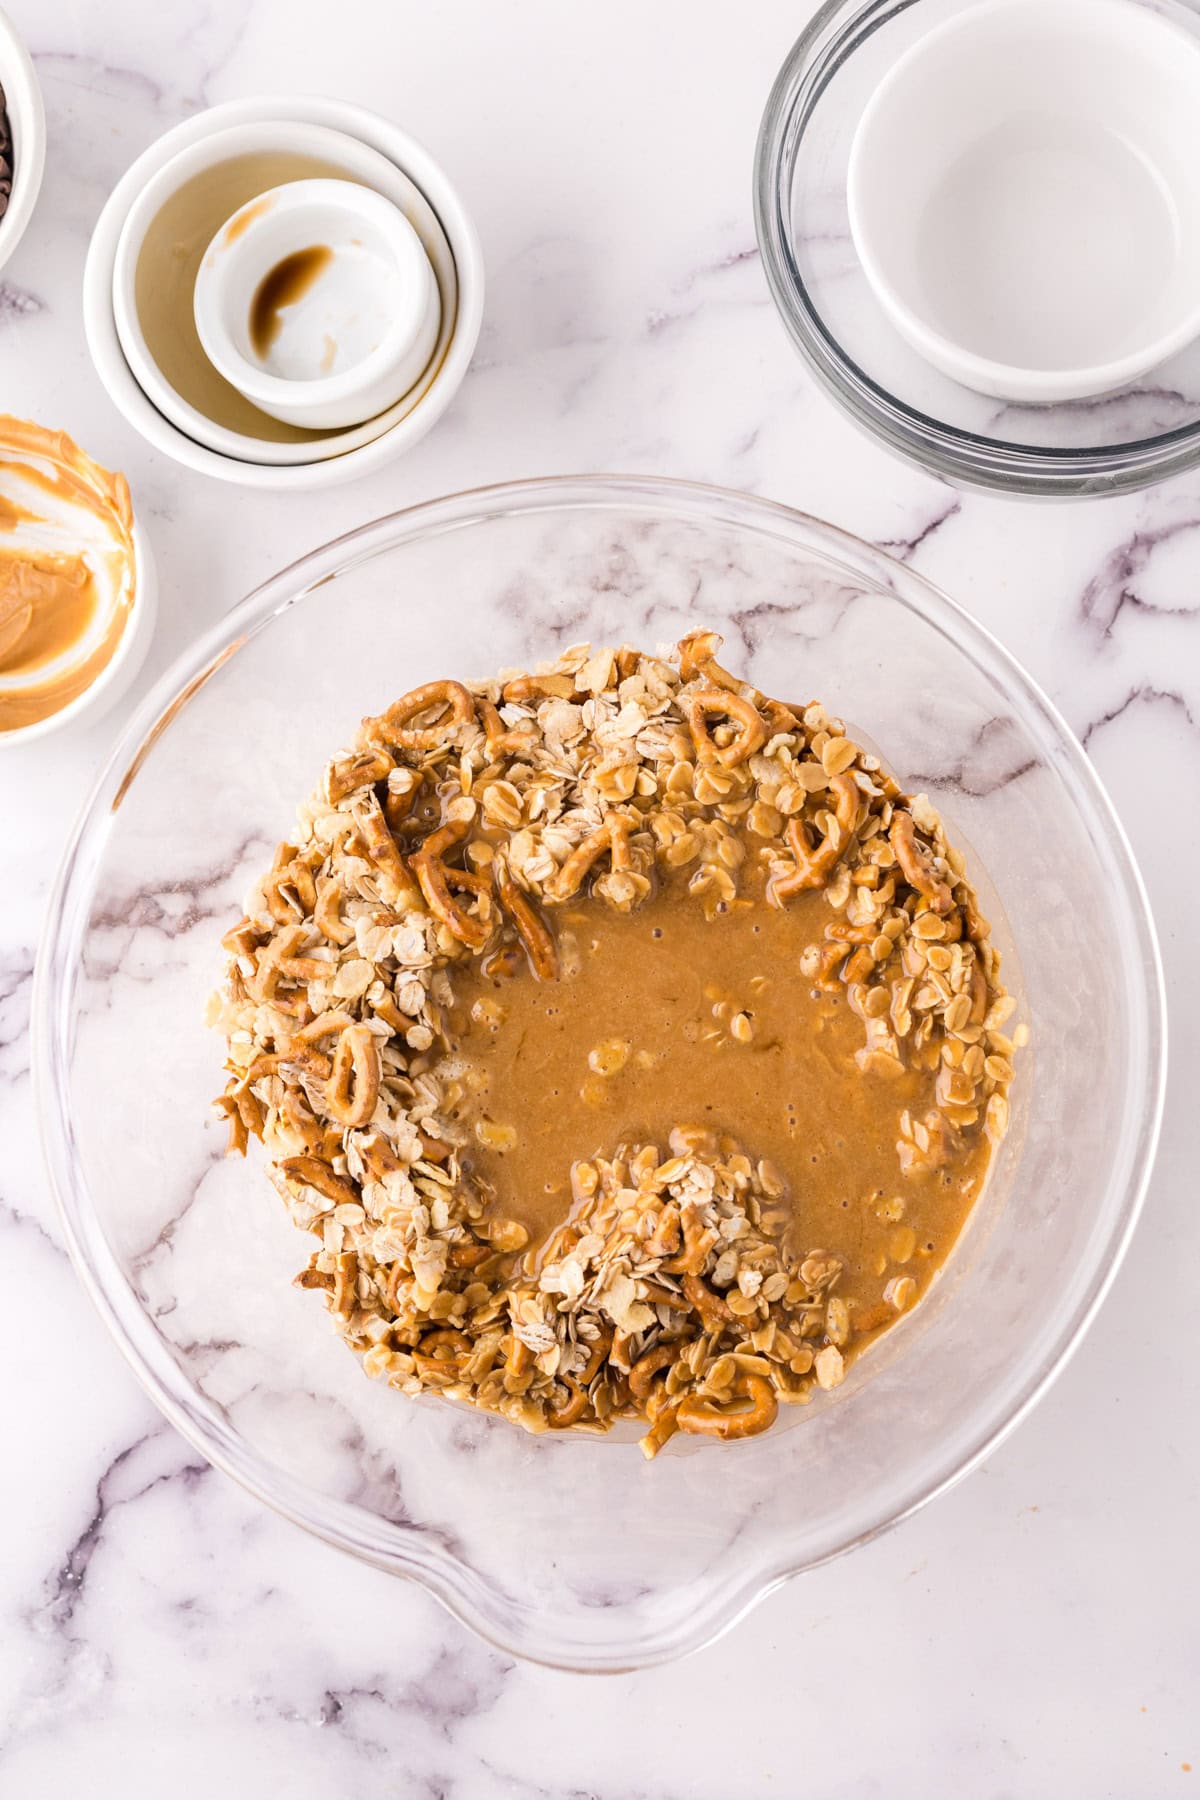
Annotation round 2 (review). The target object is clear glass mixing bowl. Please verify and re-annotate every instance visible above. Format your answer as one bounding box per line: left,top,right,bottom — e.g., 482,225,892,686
36,477,1165,1670
755,0,1200,497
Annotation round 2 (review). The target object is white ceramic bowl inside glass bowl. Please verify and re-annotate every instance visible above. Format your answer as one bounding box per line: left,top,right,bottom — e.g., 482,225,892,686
34,476,1165,1670
755,0,1200,497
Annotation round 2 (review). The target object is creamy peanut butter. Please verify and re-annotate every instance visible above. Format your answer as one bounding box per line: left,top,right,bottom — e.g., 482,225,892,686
0,418,137,732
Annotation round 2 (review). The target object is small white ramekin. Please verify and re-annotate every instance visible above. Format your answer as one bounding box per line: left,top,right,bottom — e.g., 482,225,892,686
0,3,46,273
193,178,441,430
87,97,484,489
0,525,157,750
848,0,1200,403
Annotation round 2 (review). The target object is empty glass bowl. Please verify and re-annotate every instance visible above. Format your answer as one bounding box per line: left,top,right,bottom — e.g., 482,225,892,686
36,477,1165,1669
755,0,1200,496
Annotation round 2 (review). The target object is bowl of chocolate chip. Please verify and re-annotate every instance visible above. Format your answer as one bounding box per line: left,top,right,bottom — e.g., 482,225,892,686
37,476,1164,1670
0,6,45,274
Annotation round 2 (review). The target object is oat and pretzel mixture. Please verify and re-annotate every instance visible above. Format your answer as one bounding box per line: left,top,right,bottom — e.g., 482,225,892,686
209,630,1019,1455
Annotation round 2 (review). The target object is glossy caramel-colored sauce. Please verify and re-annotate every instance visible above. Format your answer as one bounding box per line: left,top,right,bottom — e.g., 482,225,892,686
0,418,136,732
249,245,334,357
446,876,990,1328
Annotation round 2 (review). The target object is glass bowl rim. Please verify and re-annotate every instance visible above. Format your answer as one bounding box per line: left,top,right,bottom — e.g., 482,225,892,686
753,0,1200,498
33,472,1167,1669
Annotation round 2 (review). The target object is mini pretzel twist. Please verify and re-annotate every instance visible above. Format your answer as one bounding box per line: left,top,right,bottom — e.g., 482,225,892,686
677,1372,779,1441
659,1202,719,1275
410,816,493,948
493,853,559,979
368,680,474,751
686,690,768,769
546,812,632,902
250,924,329,1001
682,1272,736,1333
770,771,861,901
889,809,954,914
326,1024,381,1128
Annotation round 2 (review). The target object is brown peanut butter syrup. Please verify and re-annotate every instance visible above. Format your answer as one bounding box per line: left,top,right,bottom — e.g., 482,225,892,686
0,418,137,732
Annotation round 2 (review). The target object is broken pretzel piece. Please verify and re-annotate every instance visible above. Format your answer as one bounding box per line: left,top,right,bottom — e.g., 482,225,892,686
546,812,632,902
410,816,493,948
889,808,954,914
352,790,410,898
382,766,424,836
477,696,537,759
677,629,747,694
501,671,577,703
279,1154,360,1207
493,853,559,979
326,745,393,804
769,771,861,900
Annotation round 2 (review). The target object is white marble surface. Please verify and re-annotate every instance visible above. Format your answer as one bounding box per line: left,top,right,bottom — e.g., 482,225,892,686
0,0,1196,1792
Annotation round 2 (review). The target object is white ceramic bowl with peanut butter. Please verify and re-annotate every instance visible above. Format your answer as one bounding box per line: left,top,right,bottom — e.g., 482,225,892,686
0,417,156,747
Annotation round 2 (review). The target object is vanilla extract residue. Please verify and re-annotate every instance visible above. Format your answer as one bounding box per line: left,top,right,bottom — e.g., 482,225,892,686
249,245,334,358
